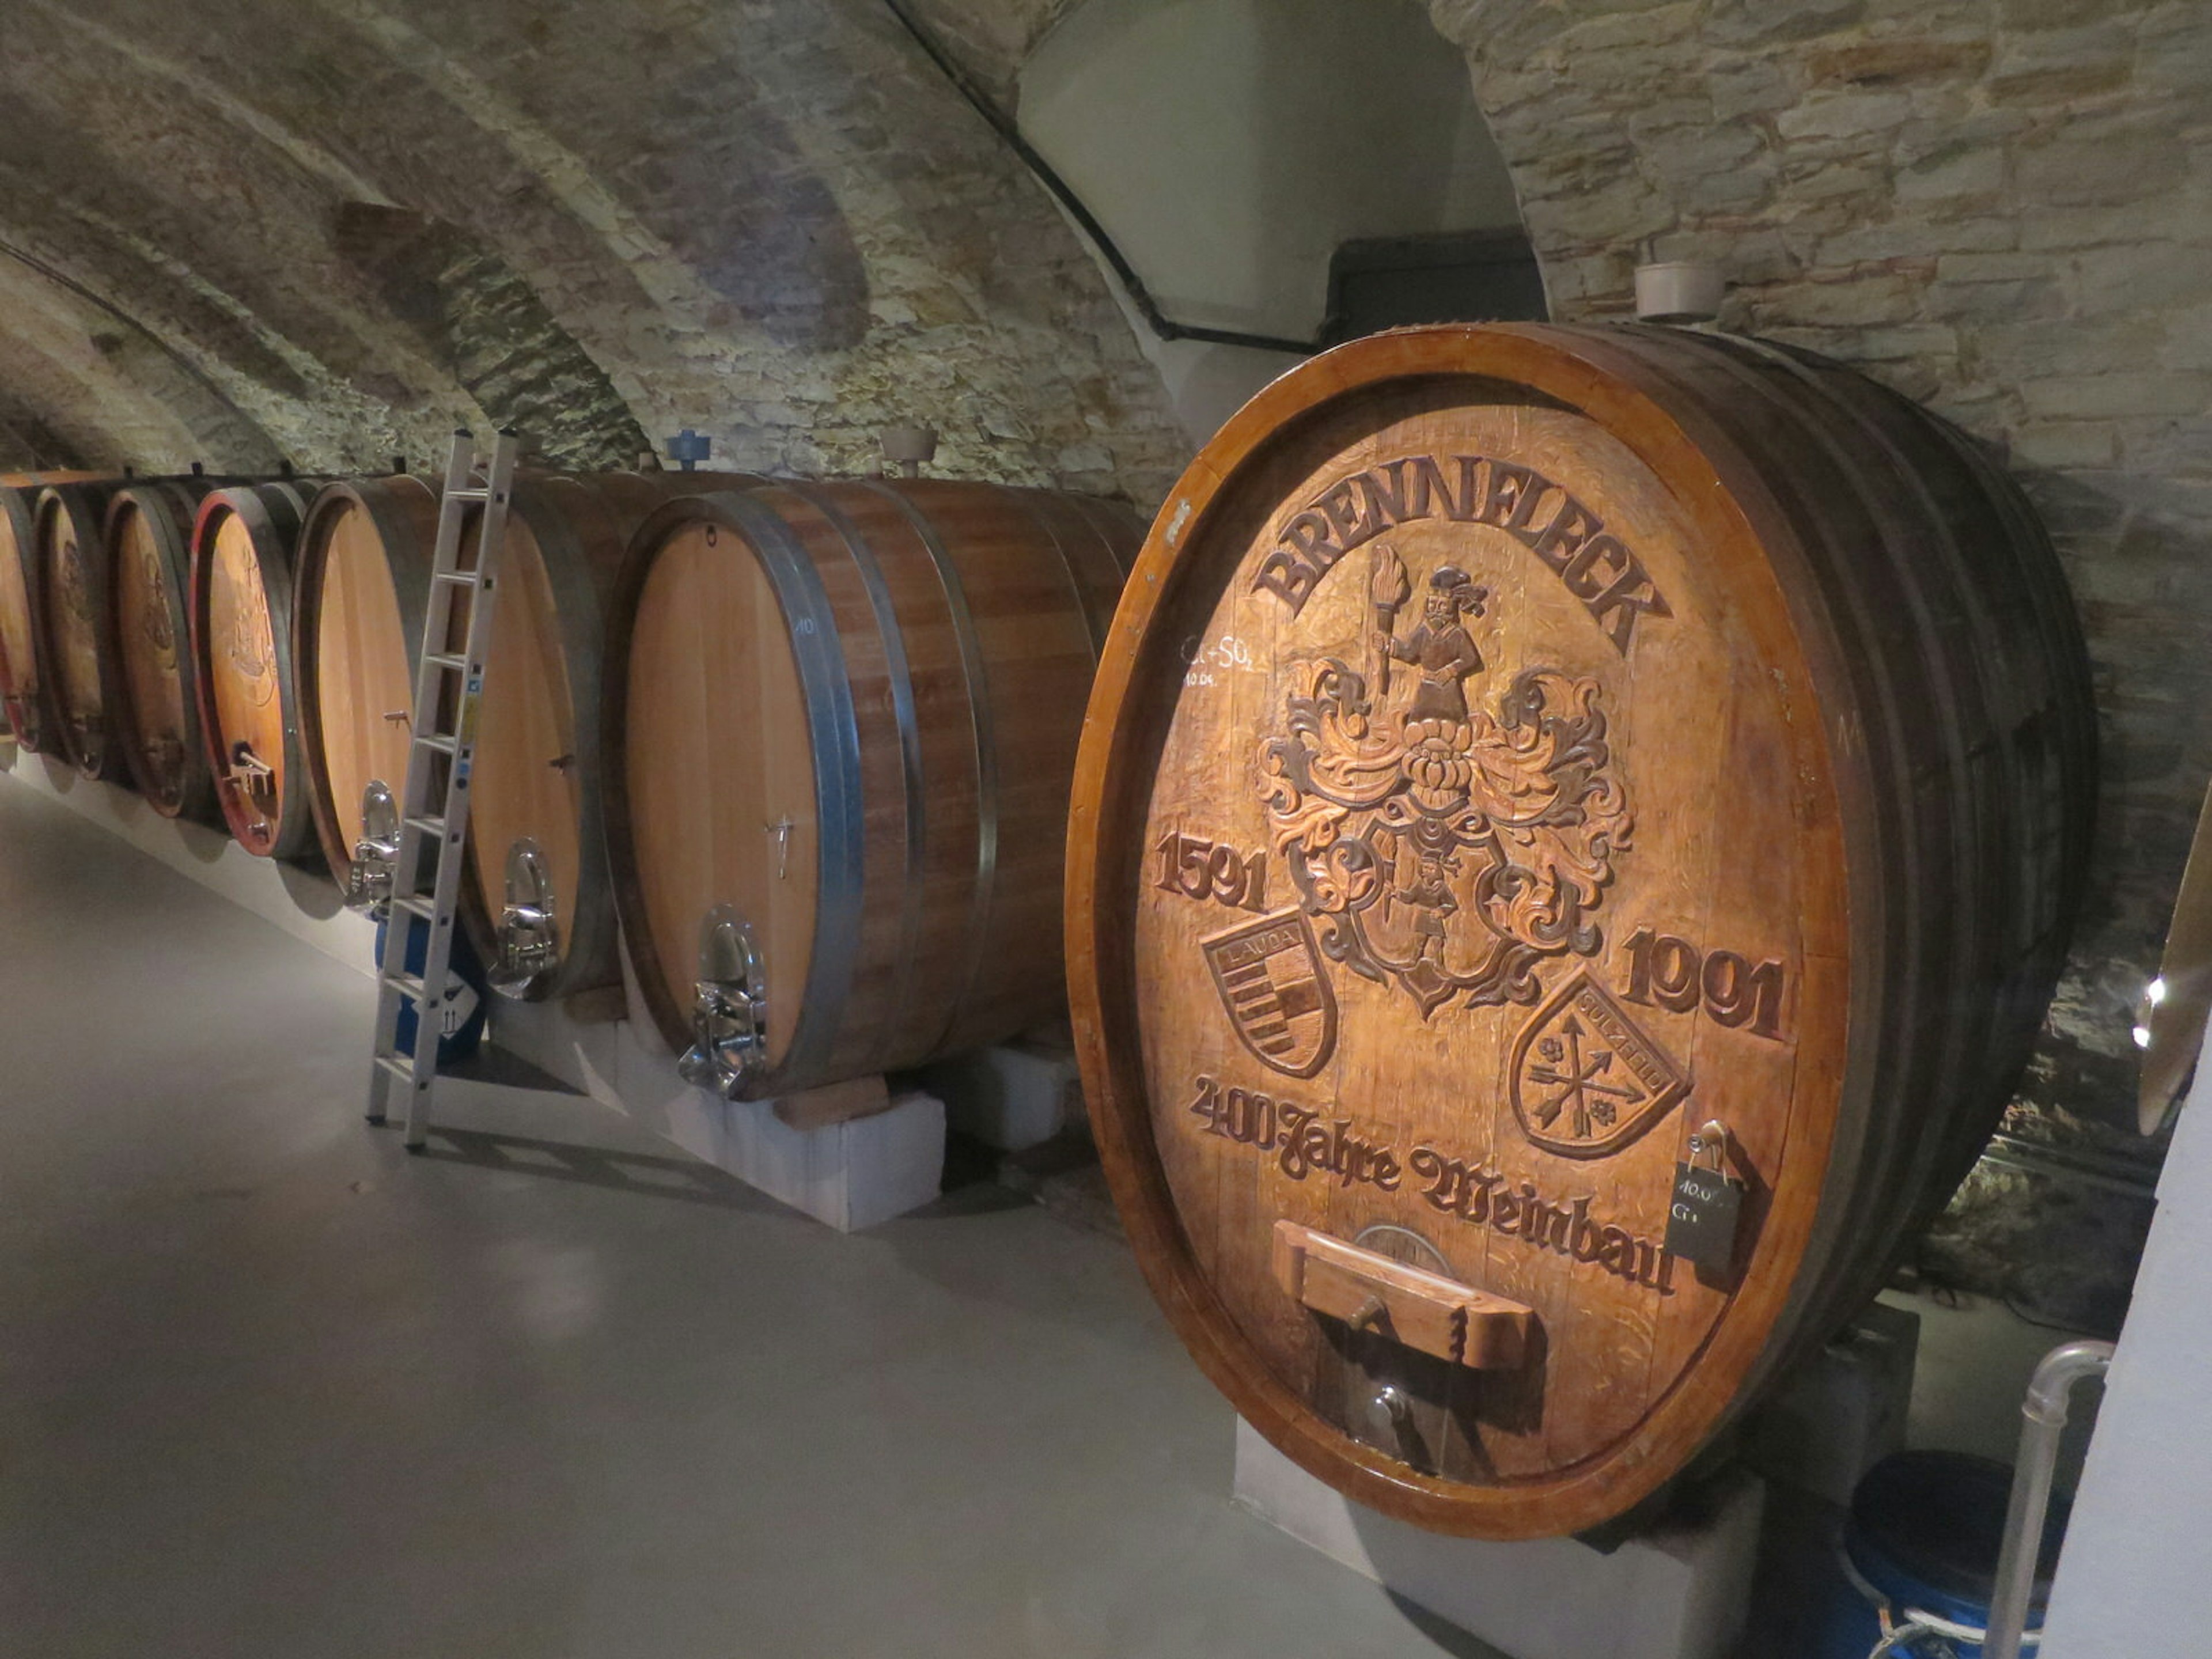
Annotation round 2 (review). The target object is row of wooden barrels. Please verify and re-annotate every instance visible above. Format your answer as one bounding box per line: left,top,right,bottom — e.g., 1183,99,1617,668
0,324,2103,1543
0,466,1141,1099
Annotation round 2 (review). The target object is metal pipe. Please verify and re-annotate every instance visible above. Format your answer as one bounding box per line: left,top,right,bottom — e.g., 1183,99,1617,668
1982,1132,2161,1200
1984,1338,2114,1659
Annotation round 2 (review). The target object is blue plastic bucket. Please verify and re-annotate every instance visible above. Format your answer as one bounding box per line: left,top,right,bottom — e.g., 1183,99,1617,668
373,915,488,1067
1819,1450,2069,1658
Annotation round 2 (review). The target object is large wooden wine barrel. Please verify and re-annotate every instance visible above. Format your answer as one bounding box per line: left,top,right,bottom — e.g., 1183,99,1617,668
32,478,131,777
465,472,773,1000
0,471,105,751
189,480,319,858
292,474,442,882
294,469,750,988
607,479,1140,1099
1066,324,2095,1539
103,476,230,817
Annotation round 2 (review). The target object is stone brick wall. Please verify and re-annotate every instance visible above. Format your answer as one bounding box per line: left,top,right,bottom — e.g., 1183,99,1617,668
1413,0,2210,1327
936,0,2198,1325
0,0,1187,501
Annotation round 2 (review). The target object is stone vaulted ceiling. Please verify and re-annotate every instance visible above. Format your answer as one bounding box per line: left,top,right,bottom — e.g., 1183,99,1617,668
0,0,1189,499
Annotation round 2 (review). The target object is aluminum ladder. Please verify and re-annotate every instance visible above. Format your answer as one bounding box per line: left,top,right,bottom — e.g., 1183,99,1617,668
366,428,519,1149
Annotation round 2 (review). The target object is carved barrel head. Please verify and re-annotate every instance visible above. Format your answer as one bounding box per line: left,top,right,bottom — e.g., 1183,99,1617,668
1067,324,2094,1538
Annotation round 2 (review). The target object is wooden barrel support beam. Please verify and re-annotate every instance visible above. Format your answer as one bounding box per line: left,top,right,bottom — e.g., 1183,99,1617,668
1065,323,2095,1539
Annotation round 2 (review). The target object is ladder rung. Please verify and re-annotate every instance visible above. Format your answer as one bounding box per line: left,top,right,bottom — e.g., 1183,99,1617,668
366,429,517,1138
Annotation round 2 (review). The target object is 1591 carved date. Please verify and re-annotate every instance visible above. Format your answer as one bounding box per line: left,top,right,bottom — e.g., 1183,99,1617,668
1155,828,1268,912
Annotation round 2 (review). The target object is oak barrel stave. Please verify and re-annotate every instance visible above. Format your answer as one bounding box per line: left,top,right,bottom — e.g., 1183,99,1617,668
1066,323,2094,1538
1559,331,2029,1447
605,479,1140,1099
1633,332,2086,1347
1779,349,2096,1144
1563,326,2070,1359
868,479,1127,1056
189,481,319,859
1714,344,2032,1279
752,481,978,1065
1574,329,1985,1345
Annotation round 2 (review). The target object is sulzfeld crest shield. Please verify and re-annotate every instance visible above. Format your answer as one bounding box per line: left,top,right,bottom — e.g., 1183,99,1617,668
1507,968,1688,1160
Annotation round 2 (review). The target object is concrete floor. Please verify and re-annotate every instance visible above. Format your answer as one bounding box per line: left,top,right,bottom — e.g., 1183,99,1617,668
3,767,2118,1659
0,775,1513,1659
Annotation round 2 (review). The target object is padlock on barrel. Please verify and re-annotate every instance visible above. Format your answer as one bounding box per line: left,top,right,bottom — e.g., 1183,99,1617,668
1666,1119,1748,1284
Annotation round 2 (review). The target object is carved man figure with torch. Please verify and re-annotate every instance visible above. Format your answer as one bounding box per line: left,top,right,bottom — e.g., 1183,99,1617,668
1370,548,1488,725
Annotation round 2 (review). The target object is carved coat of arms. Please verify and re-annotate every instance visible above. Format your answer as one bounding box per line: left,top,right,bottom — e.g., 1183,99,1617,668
1507,969,1687,1158
1202,910,1337,1077
1257,544,1634,1018
58,539,89,625
223,574,278,707
131,546,176,661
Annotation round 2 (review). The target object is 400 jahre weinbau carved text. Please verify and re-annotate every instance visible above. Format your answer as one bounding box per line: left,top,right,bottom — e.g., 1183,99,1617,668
1185,1073,1676,1294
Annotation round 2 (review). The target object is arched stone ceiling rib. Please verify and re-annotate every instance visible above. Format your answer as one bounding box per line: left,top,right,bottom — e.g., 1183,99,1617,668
0,0,1188,494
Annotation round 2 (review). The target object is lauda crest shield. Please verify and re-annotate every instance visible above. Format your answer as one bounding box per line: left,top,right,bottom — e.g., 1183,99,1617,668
1202,909,1338,1078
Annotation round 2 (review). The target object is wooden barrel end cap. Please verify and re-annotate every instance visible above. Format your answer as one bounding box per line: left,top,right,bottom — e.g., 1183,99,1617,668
1069,321,2095,1539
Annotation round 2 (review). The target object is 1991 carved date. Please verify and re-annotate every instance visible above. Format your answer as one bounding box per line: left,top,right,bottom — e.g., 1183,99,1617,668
1622,926,1786,1040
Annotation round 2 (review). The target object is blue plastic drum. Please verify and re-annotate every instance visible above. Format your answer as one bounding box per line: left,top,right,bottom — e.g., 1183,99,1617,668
1820,1450,2070,1658
373,915,488,1067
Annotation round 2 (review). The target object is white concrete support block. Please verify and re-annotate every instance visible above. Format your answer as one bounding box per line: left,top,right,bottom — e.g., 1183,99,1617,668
650,1080,946,1233
2,753,376,974
921,1039,1080,1150
1232,1418,1763,1659
604,1009,944,1232
483,987,627,1107
479,945,951,1230
1745,1298,1919,1505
